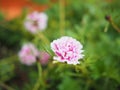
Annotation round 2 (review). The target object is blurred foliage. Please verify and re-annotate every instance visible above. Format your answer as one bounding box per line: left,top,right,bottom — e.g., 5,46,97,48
0,0,120,90
0,59,15,82
32,0,49,4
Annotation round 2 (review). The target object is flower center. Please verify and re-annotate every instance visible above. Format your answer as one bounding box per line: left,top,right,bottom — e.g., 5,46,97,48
33,20,38,27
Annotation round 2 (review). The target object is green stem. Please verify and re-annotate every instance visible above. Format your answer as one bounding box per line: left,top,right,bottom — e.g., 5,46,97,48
37,32,50,45
106,16,120,33
110,19,120,33
33,62,43,90
104,23,109,32
0,82,15,90
59,0,65,36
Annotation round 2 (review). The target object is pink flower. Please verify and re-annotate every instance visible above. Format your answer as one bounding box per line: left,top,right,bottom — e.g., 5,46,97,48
24,11,48,34
18,43,40,65
39,51,50,65
51,36,84,65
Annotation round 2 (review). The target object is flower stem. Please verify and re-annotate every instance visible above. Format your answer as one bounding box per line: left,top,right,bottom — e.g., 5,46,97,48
37,32,50,45
106,16,120,33
110,19,120,33
59,0,65,36
33,62,43,90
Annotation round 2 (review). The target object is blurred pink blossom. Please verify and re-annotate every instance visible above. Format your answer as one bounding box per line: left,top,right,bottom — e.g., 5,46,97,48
24,11,48,34
51,36,84,65
18,43,40,65
39,51,50,65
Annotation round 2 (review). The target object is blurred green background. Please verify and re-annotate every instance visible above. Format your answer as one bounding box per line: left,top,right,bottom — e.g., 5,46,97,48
0,0,120,90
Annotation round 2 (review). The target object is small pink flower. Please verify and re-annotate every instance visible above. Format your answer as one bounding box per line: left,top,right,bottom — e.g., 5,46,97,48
24,11,48,34
18,43,40,65
51,36,84,65
39,51,50,65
